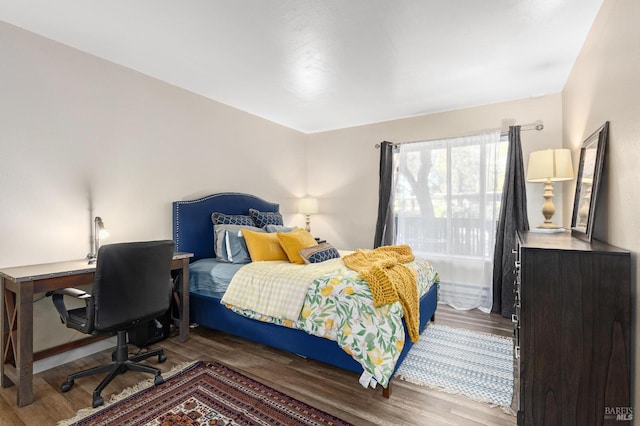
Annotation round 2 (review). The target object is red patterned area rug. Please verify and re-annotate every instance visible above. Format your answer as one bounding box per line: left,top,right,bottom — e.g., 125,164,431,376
59,360,351,426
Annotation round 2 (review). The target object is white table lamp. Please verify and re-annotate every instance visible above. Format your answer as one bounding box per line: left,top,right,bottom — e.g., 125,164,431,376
527,149,573,229
298,197,319,233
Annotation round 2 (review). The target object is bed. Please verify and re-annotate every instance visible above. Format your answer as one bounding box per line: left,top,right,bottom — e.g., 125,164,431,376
172,192,439,397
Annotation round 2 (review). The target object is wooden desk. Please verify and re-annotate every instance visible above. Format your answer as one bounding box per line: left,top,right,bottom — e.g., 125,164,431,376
0,252,193,407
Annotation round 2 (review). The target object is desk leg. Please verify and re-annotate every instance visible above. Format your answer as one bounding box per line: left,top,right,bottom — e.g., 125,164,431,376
1,278,34,406
0,277,8,388
179,258,189,342
16,281,34,406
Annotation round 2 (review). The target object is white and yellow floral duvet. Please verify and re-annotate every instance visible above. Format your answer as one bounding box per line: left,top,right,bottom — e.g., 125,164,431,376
224,257,439,387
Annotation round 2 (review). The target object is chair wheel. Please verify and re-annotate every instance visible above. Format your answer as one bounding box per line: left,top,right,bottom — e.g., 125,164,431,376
92,396,104,408
154,375,164,386
60,380,74,393
158,353,167,363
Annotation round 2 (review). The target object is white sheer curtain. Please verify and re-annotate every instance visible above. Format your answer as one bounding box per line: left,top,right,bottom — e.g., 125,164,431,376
395,131,505,313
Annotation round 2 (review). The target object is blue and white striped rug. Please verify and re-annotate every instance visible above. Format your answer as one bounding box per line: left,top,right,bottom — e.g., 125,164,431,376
395,324,514,409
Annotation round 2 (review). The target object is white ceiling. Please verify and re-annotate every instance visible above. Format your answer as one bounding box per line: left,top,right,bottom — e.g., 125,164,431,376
0,1,603,133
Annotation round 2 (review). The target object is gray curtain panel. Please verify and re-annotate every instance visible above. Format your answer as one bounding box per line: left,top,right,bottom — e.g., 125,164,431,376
374,141,395,248
492,126,530,317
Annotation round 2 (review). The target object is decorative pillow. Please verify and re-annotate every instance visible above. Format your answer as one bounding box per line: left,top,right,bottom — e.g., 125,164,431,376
277,228,318,264
211,212,254,226
241,229,289,261
299,243,341,264
213,224,263,263
265,224,294,233
249,209,283,228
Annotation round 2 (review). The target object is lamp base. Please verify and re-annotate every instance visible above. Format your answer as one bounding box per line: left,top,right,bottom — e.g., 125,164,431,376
305,214,311,233
537,179,562,230
537,222,562,229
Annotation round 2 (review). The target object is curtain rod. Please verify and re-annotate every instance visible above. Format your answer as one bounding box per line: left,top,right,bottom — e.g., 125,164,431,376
374,120,544,148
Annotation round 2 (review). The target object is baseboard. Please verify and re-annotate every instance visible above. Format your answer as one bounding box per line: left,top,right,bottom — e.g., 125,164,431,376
33,336,117,374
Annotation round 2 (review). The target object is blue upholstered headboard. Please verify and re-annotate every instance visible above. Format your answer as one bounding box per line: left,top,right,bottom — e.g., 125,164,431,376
172,192,279,261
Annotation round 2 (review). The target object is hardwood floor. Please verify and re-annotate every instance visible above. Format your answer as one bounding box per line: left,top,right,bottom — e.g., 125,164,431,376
0,304,516,425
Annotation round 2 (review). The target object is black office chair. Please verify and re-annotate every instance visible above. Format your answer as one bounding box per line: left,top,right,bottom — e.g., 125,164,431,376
49,240,175,408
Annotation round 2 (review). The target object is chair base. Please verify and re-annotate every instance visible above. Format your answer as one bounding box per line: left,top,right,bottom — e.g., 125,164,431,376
60,329,167,408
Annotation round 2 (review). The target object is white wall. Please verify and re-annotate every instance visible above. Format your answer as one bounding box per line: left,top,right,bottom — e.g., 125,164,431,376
0,22,307,351
562,0,640,412
307,94,564,250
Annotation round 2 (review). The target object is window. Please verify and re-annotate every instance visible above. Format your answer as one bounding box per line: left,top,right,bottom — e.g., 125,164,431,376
395,131,506,312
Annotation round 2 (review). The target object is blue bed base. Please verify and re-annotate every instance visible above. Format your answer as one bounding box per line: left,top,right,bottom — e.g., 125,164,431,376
172,192,438,394
190,285,438,375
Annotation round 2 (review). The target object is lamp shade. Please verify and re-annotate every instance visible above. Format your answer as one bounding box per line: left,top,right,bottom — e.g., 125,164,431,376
527,149,573,182
298,197,319,215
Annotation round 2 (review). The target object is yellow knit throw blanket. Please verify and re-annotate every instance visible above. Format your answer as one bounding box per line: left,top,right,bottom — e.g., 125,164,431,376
342,245,420,342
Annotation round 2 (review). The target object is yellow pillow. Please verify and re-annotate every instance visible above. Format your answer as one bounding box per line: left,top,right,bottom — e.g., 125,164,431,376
241,229,289,261
277,228,318,264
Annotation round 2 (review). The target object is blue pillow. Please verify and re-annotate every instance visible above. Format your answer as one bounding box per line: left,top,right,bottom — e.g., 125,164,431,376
213,224,263,263
265,224,294,233
299,243,341,264
211,212,254,226
249,209,283,228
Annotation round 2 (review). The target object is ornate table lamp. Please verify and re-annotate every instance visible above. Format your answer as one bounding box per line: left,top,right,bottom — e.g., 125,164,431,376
527,149,573,229
298,197,318,233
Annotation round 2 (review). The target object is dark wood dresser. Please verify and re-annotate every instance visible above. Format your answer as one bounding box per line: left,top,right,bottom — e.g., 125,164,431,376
514,230,631,425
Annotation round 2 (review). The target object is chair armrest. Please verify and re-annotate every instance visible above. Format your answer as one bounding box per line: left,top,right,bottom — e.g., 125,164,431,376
47,288,95,334
49,287,91,299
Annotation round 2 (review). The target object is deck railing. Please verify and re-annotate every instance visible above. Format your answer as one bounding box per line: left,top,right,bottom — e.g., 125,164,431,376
397,216,496,257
